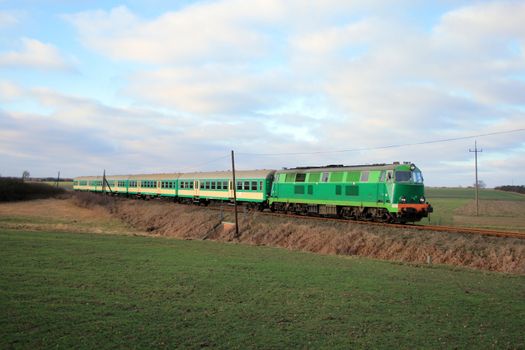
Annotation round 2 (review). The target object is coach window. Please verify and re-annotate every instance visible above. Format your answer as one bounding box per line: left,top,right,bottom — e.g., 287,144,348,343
205,181,210,189
360,171,369,182
322,172,329,182
244,181,250,190
251,181,257,190
295,173,306,182
237,181,242,190
211,181,216,190
260,181,263,191
223,181,228,190
190,181,194,189
217,182,222,190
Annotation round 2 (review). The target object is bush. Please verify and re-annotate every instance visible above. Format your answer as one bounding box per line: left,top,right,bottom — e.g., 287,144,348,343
495,185,525,194
71,191,113,208
0,178,66,202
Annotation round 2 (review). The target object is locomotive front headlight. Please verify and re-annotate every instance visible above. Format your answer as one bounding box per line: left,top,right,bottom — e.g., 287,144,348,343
400,196,406,203
419,196,425,203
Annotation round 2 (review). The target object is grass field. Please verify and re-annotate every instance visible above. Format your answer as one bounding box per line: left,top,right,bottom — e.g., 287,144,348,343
1,229,524,349
425,187,525,231
426,187,525,201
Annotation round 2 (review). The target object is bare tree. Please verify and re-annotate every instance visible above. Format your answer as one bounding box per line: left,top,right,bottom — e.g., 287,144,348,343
22,170,30,181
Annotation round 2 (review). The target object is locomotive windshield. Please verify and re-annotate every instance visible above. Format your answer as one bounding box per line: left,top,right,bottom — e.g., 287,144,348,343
412,169,424,183
395,170,424,183
395,171,411,182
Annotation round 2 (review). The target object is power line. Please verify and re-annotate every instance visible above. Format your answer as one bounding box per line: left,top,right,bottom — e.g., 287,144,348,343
179,154,231,171
237,128,525,157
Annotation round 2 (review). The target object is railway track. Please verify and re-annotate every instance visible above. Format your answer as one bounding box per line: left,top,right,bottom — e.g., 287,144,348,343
207,204,525,240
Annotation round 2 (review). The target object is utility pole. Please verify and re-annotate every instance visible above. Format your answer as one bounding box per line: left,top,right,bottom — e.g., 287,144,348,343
56,171,60,188
102,169,107,196
469,140,482,216
231,150,239,238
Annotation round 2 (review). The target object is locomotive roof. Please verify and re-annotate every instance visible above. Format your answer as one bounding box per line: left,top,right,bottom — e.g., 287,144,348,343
276,163,414,174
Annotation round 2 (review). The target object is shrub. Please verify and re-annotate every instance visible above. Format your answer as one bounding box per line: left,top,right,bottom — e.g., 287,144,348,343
0,178,65,202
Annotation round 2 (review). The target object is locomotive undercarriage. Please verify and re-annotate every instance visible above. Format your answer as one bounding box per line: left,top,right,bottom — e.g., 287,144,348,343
270,202,424,224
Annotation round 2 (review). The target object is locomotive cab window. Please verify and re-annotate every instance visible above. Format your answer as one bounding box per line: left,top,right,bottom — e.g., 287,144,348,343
322,172,329,182
412,169,424,183
395,171,411,182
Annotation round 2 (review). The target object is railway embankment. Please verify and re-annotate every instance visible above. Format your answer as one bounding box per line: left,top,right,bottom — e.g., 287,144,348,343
82,195,525,274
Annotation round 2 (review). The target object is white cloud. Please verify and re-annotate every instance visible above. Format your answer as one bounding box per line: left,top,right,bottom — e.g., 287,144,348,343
0,38,71,70
0,11,18,27
124,65,291,114
0,80,23,101
66,2,283,64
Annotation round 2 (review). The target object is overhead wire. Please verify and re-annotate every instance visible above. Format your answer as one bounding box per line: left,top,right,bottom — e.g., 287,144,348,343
236,128,525,157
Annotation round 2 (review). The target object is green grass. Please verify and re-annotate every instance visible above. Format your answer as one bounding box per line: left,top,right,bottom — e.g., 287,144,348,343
1,230,524,349
424,187,525,227
426,187,525,201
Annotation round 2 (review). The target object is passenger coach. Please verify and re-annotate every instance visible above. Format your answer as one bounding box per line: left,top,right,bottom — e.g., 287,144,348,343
177,170,275,207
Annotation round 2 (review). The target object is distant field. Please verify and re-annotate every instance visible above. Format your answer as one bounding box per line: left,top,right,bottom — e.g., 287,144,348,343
1,230,524,349
41,181,74,190
424,187,525,230
426,187,525,201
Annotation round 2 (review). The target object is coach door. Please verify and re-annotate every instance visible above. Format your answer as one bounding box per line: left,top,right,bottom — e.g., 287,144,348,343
194,180,200,197
228,180,232,199
377,171,386,205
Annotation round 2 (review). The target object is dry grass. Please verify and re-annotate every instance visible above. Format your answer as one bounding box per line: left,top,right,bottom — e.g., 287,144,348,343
0,196,139,235
453,200,525,231
456,200,525,217
103,199,525,274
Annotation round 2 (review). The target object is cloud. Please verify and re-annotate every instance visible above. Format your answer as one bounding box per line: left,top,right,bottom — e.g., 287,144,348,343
0,80,23,101
124,65,292,114
0,38,71,70
65,2,283,64
0,11,18,27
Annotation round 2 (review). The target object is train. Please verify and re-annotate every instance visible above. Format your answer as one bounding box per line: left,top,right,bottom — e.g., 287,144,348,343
73,162,432,223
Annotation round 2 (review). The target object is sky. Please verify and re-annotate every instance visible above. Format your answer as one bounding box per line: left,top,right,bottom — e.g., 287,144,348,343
0,0,524,187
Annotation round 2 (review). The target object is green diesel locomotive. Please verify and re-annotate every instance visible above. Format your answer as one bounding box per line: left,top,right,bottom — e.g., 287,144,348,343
270,162,432,223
